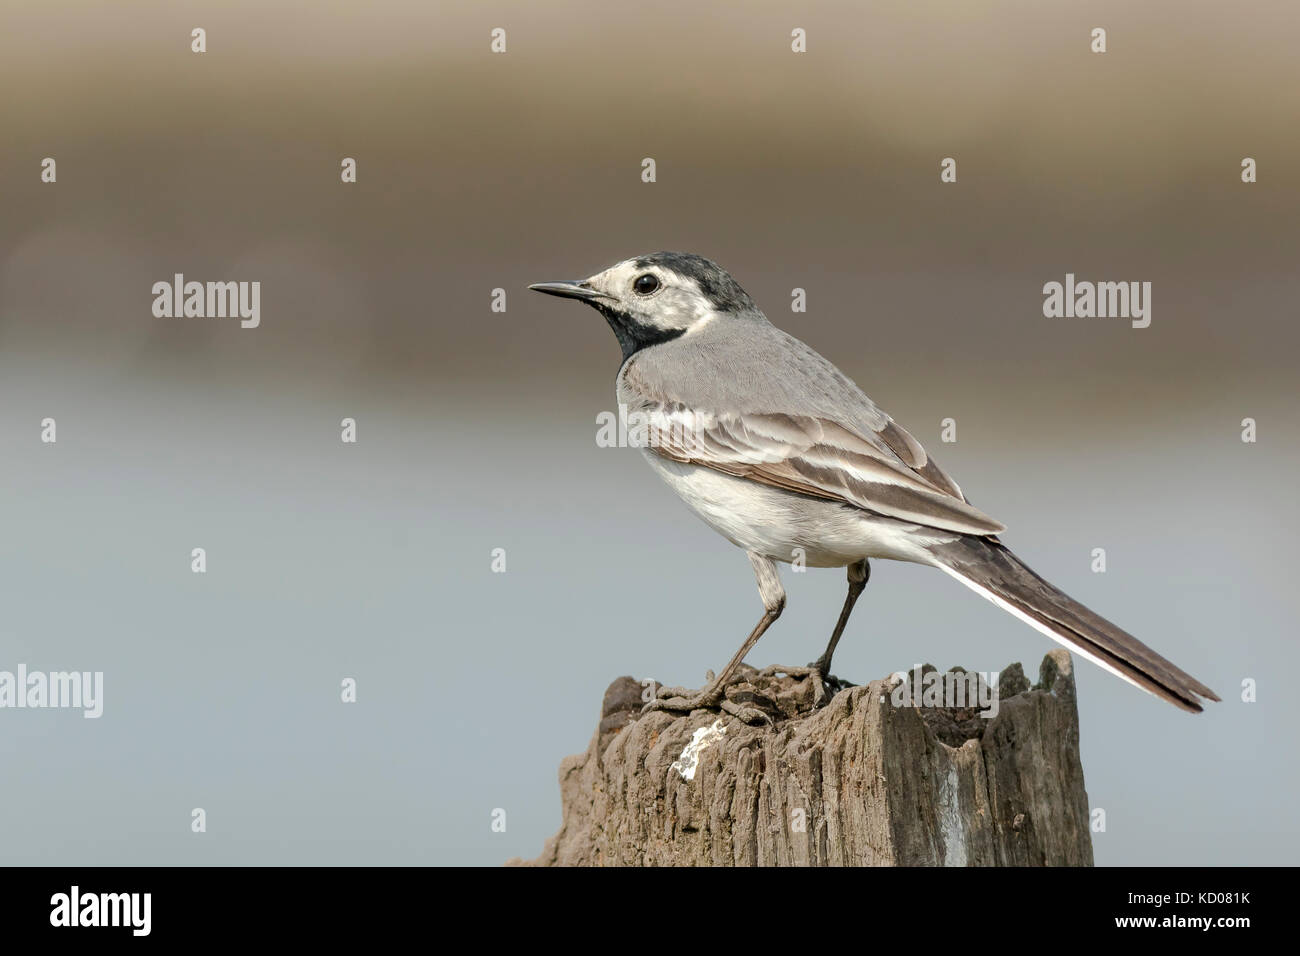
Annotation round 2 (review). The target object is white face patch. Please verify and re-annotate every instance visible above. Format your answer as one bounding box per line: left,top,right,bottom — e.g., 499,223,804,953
685,312,717,336
585,258,718,335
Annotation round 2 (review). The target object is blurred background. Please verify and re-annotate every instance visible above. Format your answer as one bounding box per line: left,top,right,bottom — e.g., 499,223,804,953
1,0,1296,865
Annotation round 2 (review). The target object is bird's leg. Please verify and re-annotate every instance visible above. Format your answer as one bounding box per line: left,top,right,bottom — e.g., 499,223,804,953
807,558,870,692
755,560,869,706
644,553,784,723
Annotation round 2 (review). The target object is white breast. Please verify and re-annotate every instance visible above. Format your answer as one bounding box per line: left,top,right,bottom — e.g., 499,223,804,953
640,451,951,568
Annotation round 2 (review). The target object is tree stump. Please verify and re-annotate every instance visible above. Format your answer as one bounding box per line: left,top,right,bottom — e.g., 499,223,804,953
518,650,1093,866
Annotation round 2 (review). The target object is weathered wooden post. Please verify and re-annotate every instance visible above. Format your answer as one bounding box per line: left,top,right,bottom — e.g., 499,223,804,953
519,650,1093,866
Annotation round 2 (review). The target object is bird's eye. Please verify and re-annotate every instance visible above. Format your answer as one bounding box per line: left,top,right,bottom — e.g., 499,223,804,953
633,273,660,295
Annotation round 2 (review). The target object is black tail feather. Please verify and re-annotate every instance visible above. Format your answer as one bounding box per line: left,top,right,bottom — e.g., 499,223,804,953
932,537,1220,713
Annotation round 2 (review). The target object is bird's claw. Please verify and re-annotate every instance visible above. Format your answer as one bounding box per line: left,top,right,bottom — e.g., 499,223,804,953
640,690,771,726
641,660,840,724
720,697,773,725
642,689,723,715
759,663,829,706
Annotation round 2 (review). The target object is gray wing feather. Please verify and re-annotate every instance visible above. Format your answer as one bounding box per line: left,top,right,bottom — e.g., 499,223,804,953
618,321,1006,536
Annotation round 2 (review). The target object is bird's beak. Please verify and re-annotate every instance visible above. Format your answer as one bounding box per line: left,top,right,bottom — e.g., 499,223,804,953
528,280,613,303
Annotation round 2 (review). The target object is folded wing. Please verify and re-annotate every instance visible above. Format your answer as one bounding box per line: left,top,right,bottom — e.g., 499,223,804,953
635,400,1006,536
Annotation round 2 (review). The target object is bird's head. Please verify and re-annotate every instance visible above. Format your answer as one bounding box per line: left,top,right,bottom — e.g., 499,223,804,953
529,251,760,360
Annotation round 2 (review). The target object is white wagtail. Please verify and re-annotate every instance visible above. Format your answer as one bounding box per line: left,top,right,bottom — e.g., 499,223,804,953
530,252,1219,716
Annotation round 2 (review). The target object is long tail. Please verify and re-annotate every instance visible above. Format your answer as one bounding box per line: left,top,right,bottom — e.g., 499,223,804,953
928,536,1220,713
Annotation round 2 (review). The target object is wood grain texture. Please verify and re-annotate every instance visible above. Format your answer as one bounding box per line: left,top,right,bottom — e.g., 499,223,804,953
518,651,1093,867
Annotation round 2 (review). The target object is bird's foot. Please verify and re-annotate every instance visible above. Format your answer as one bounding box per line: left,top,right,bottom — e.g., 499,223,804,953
641,672,774,725
640,662,845,725
642,686,721,714
816,669,852,696
759,664,829,707
809,656,857,696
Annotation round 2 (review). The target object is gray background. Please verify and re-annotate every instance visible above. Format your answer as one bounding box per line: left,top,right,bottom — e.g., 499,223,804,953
1,1,1296,865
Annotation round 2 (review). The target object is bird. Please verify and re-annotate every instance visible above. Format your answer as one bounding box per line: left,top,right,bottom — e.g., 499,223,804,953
529,252,1219,718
